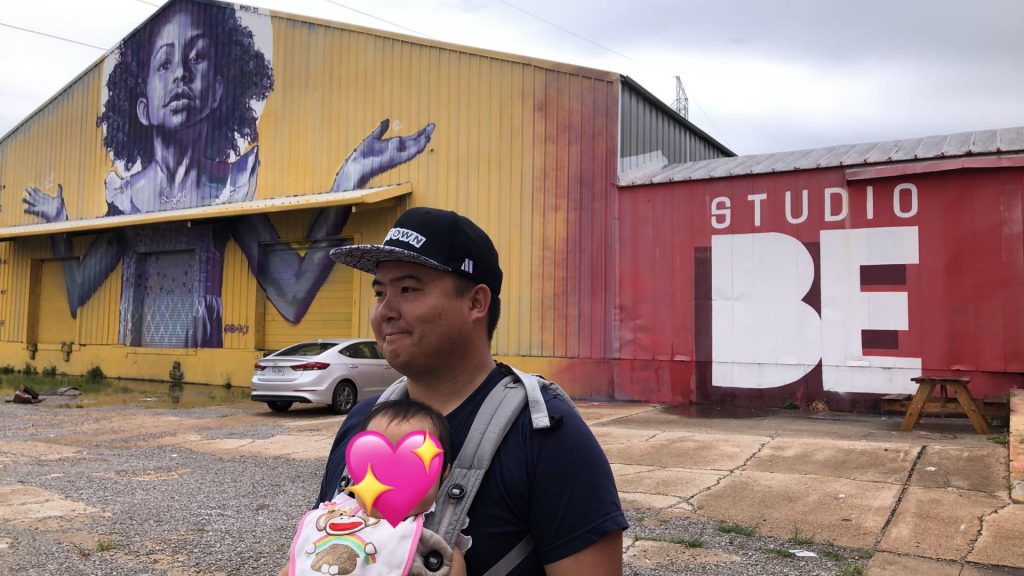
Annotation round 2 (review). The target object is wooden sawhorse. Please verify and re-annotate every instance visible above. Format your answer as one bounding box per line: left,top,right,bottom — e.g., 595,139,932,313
900,376,990,434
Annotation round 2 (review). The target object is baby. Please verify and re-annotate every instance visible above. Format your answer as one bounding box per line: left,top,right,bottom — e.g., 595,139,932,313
288,399,466,576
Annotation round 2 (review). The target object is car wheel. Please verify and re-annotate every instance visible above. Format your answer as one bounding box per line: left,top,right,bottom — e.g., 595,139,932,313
331,381,357,415
266,401,293,412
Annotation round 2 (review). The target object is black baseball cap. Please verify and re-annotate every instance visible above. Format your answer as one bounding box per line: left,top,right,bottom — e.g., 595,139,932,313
329,207,503,295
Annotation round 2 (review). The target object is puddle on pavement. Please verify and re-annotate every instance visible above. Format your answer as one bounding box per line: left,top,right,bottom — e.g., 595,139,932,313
0,374,251,410
660,403,775,419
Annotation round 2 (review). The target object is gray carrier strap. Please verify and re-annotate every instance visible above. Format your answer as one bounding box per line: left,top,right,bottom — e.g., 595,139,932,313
378,376,409,402
423,374,526,545
481,534,534,576
369,367,578,575
507,366,580,426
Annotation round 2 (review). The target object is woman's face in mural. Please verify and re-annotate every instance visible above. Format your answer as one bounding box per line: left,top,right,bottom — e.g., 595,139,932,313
137,8,223,132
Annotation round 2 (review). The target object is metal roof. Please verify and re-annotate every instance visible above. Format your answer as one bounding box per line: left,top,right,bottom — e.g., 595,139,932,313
624,126,1024,185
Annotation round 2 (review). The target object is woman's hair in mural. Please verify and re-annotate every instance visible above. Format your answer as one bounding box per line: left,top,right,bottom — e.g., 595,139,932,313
97,0,274,170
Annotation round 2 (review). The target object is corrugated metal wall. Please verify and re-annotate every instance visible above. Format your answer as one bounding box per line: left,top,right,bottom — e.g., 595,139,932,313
618,79,732,177
255,16,622,360
0,0,623,378
0,69,110,229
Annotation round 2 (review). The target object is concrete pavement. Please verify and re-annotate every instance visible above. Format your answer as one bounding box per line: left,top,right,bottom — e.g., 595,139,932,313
583,401,1023,574
2,396,1020,574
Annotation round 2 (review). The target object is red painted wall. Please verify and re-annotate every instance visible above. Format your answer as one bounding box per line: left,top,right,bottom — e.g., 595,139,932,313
617,164,1024,408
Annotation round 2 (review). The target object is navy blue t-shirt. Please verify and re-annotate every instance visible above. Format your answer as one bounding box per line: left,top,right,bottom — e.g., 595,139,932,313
316,365,628,574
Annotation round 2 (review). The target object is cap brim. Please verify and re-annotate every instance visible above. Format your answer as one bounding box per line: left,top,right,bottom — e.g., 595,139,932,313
329,244,451,274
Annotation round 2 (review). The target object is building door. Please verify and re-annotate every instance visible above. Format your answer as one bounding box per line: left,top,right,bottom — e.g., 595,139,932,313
140,250,197,348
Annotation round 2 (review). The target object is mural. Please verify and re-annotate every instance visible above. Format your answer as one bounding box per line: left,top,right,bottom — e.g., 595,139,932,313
618,168,1024,405
21,0,434,348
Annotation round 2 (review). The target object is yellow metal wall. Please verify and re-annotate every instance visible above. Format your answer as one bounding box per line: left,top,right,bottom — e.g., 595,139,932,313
0,68,110,229
33,260,78,343
0,4,620,384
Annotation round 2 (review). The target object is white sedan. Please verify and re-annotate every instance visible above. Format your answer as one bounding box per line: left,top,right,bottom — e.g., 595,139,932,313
251,338,398,414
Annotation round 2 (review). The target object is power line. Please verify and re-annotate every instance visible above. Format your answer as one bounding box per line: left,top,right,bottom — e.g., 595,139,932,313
321,0,434,40
0,21,107,51
495,0,633,62
491,2,733,146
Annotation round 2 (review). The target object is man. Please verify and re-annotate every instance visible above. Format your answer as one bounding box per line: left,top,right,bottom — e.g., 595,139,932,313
319,207,627,574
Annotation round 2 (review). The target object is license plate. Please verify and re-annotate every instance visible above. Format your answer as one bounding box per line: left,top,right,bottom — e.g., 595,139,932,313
271,367,283,376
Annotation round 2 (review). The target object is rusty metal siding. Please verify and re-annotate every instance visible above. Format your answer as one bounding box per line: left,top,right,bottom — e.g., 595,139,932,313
618,78,733,180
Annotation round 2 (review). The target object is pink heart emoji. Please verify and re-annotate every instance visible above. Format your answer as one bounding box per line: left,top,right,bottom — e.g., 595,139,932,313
345,430,444,527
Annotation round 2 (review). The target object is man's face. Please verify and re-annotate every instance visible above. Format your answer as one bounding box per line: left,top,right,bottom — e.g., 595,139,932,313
138,9,223,132
370,261,474,378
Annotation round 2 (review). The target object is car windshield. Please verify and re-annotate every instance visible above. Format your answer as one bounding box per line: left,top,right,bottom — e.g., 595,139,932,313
273,342,338,357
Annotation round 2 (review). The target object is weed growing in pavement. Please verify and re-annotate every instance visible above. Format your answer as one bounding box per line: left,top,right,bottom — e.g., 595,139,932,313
853,549,873,560
840,563,865,576
96,538,116,552
787,527,814,546
21,363,38,375
42,365,57,377
988,433,1009,445
819,549,846,561
85,366,106,380
717,522,757,536
765,548,795,558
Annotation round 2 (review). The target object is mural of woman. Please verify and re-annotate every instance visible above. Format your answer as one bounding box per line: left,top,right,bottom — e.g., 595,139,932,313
21,0,435,348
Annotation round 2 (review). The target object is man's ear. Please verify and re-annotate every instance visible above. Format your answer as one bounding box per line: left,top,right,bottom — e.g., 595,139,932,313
467,284,491,322
136,98,151,126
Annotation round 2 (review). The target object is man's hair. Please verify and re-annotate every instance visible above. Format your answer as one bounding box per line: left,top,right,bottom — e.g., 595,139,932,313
453,275,501,341
360,398,452,472
97,0,274,170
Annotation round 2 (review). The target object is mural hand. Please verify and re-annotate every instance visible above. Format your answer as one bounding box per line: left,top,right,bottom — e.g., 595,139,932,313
332,119,436,192
22,184,68,223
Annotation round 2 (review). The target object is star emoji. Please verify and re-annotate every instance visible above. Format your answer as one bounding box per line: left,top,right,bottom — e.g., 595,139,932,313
347,464,393,513
410,432,444,473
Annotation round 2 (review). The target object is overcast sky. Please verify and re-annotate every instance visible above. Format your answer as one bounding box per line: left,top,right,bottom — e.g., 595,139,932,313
2,0,1023,155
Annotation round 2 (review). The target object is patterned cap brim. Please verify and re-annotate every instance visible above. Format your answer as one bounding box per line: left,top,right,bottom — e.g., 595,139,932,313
329,245,451,274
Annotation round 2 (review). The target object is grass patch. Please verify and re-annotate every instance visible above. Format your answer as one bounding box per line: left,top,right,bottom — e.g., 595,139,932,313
95,538,116,552
819,549,846,561
988,433,1009,445
853,549,873,560
0,364,14,375
787,527,814,546
635,535,704,548
85,366,106,381
716,522,757,537
765,547,796,558
840,563,866,576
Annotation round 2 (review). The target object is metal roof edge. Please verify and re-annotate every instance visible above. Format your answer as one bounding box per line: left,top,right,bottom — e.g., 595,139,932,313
0,183,412,240
619,76,736,157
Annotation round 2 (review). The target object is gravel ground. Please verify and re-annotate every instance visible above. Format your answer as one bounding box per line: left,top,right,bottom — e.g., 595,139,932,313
0,401,873,575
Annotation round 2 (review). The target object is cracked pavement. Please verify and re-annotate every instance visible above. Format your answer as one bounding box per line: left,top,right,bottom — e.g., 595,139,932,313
1,396,1021,574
